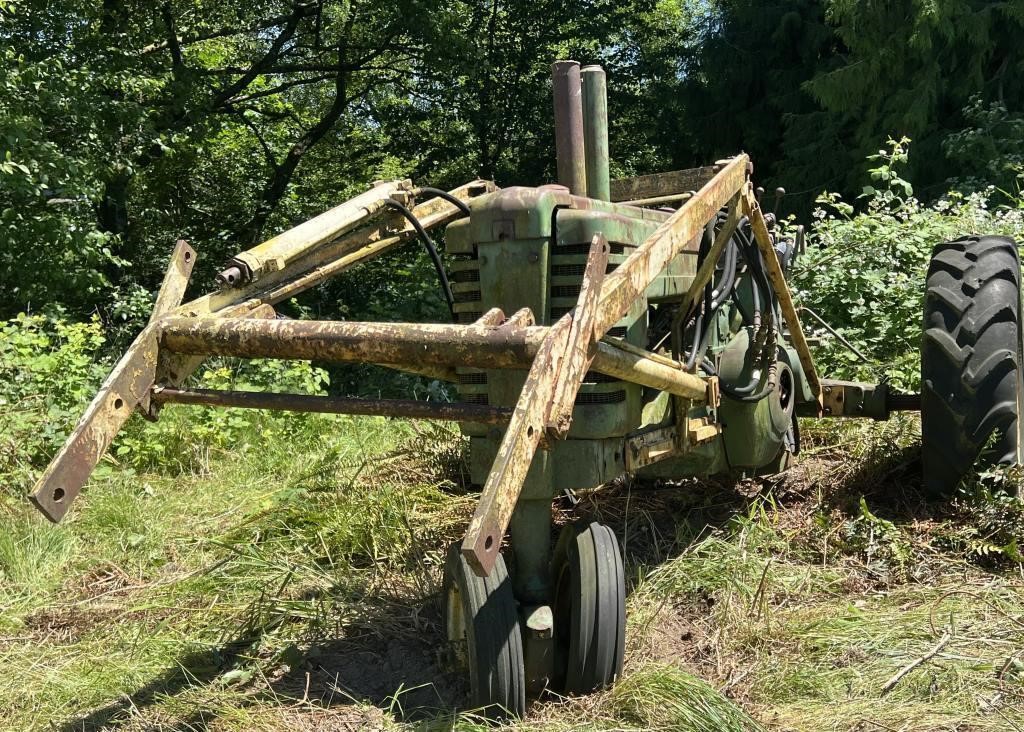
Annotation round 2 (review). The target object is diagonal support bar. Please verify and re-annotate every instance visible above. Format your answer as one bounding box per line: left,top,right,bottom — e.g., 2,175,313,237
546,234,609,438
592,155,749,340
30,325,160,522
741,186,822,402
30,239,201,521
462,237,611,576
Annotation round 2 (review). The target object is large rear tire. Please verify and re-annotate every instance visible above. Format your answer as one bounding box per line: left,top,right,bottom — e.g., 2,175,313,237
921,235,1024,495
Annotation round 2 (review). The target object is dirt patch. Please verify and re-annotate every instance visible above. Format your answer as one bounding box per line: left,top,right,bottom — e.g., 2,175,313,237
227,705,391,732
20,604,121,643
268,613,464,720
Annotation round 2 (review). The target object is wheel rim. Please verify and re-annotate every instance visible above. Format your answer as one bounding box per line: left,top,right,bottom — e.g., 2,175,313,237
445,581,468,669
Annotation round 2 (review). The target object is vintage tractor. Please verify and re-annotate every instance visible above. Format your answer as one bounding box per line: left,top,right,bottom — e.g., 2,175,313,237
29,61,1023,717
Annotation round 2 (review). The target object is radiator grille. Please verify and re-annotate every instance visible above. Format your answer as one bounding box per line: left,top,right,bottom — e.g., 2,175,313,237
574,390,626,405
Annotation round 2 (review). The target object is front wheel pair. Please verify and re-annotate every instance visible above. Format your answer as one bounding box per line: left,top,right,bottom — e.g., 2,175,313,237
441,521,625,719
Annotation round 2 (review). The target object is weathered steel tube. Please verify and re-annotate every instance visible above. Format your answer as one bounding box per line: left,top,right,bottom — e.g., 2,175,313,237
152,387,512,425
160,317,541,368
581,65,610,201
593,341,707,399
552,61,587,195
158,316,709,400
219,179,412,286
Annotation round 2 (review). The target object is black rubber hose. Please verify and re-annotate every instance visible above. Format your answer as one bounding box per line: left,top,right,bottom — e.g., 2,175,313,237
383,199,457,322
720,226,775,400
684,225,716,369
419,187,472,216
711,240,737,309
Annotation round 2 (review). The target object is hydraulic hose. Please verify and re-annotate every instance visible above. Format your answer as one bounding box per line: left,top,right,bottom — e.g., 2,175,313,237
382,199,457,322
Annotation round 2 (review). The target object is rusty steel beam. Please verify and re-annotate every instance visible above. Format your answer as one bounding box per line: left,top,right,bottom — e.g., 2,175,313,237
30,324,160,522
151,387,512,425
29,237,206,522
461,233,707,577
594,340,707,400
552,60,587,195
546,234,609,438
461,237,609,576
158,316,709,400
159,317,540,367
184,181,496,319
150,240,196,324
741,186,823,402
593,155,749,339
462,315,571,576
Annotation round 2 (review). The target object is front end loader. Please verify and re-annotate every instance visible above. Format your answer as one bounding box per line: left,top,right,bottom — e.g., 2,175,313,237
28,61,1023,718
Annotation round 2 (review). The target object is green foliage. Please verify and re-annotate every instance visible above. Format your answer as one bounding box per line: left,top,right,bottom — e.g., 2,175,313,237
0,0,669,329
0,315,108,487
0,45,125,313
677,0,1024,213
949,466,1024,564
944,97,1024,198
113,359,331,473
838,497,912,581
609,664,763,732
792,139,1024,389
0,312,333,491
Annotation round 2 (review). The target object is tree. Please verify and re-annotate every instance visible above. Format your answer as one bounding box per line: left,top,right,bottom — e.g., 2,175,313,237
0,0,439,321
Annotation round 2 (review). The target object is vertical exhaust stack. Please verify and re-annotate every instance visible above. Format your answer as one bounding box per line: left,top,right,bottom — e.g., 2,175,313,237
552,61,587,195
581,65,610,201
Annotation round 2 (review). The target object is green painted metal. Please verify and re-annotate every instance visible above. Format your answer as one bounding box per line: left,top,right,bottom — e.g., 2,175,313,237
444,165,814,646
581,65,610,202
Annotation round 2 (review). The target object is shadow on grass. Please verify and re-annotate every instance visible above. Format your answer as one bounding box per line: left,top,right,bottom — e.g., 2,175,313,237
561,474,755,583
814,442,950,523
56,591,463,731
59,442,945,731
55,635,262,731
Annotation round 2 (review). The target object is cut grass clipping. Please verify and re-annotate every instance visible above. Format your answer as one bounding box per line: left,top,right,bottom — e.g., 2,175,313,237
0,410,1022,731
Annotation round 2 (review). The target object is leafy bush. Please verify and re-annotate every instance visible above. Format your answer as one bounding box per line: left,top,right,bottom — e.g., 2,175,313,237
113,359,331,474
792,138,1024,390
0,314,107,487
944,97,1024,199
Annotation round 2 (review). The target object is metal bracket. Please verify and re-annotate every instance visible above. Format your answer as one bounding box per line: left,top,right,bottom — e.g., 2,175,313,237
143,239,196,417
30,239,198,521
813,379,898,420
624,426,679,471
